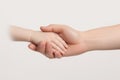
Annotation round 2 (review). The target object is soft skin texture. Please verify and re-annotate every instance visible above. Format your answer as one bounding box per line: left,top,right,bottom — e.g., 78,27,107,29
28,24,89,58
28,24,120,59
10,26,68,56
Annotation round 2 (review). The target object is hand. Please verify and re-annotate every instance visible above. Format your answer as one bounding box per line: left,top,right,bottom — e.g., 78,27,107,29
31,31,68,55
28,24,89,58
10,26,68,56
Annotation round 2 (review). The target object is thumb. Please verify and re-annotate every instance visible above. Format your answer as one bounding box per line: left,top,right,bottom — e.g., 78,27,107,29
40,25,63,33
40,26,51,32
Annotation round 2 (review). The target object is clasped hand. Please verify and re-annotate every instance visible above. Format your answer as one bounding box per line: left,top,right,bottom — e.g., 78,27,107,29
28,24,88,59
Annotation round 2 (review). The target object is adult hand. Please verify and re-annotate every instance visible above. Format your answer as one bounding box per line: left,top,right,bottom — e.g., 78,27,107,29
28,24,89,58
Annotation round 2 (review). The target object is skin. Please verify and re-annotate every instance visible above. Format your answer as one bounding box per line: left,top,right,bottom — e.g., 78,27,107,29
10,26,68,56
28,24,120,59
28,24,89,58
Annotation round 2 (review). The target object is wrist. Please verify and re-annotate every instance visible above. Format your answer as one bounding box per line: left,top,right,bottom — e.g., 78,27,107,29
28,30,34,42
10,26,34,42
30,31,43,44
29,31,36,43
80,31,99,51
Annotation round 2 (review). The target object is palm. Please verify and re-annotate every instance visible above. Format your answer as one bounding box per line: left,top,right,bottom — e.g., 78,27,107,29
58,27,87,56
59,26,80,44
29,24,88,58
43,24,88,57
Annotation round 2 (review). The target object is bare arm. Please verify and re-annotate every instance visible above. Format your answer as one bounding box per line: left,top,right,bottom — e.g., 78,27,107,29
28,24,120,58
83,24,120,51
10,26,33,42
10,26,68,56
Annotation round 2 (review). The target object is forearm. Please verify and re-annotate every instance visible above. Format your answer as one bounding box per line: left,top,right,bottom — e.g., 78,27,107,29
10,26,34,42
82,24,120,51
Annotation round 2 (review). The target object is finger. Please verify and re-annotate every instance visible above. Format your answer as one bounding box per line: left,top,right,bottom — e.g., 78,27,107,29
36,41,46,54
54,50,63,58
56,36,68,48
52,39,67,52
45,42,55,59
40,24,64,33
51,42,65,55
28,43,37,51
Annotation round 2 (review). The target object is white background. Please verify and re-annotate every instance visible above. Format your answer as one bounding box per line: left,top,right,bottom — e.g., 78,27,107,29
0,0,120,80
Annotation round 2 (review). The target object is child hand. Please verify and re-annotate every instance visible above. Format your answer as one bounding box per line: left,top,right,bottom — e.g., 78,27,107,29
30,31,68,55
10,26,68,56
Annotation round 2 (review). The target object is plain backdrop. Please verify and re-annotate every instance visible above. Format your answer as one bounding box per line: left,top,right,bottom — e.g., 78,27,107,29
0,0,120,80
